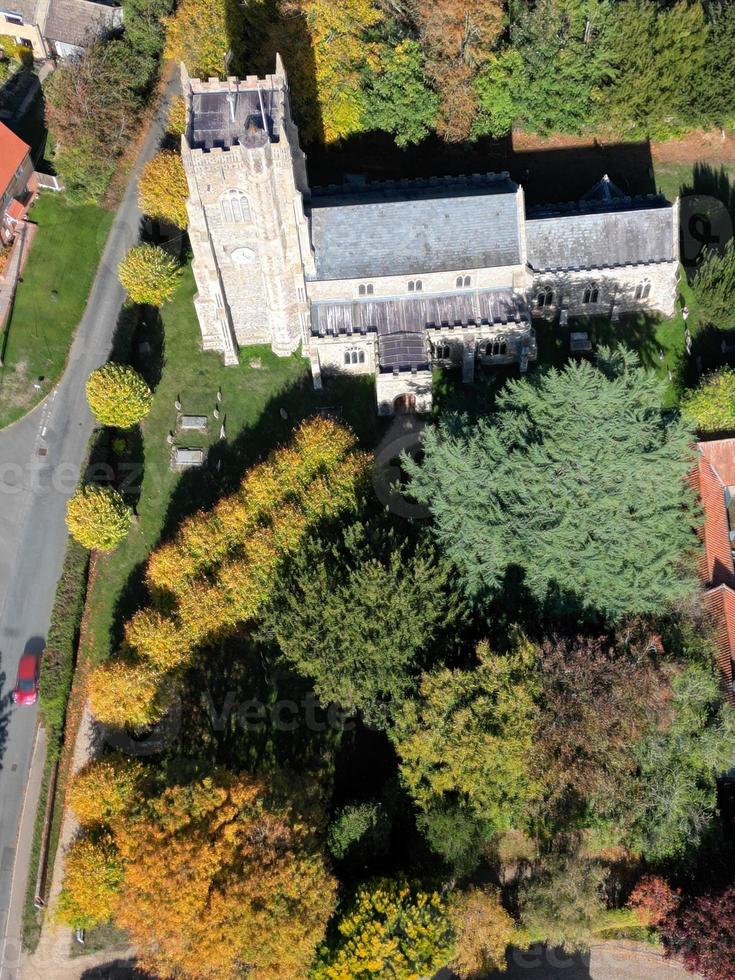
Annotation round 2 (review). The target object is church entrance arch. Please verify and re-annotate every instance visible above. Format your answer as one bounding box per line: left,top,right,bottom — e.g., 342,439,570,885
394,393,417,414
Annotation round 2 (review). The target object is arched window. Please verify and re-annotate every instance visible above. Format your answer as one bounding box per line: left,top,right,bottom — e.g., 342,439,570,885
434,343,451,360
635,280,651,300
408,281,415,292
220,190,250,223
366,284,374,296
463,275,471,287
582,285,599,305
415,280,422,292
537,288,553,308
358,283,374,297
344,349,366,365
455,276,463,289
500,341,507,355
358,284,365,297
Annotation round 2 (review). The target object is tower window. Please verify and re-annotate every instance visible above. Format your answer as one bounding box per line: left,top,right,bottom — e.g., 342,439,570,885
634,279,651,301
536,288,554,308
434,343,451,360
344,348,366,365
582,285,599,305
220,190,250,223
358,283,374,297
408,280,423,293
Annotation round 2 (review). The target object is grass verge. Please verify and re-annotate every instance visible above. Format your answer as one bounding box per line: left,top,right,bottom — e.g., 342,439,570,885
21,540,89,951
0,193,113,428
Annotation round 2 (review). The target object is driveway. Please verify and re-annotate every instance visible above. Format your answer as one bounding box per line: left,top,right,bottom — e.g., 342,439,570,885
0,66,180,980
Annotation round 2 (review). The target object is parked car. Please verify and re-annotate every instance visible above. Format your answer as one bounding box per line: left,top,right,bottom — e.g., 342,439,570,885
12,651,39,705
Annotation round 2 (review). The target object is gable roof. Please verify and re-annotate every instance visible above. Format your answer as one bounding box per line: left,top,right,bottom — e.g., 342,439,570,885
704,585,735,703
0,123,30,197
43,0,121,46
525,204,675,272
692,440,735,589
308,174,522,281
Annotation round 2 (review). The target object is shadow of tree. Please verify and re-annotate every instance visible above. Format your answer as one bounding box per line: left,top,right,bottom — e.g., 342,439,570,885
679,162,735,276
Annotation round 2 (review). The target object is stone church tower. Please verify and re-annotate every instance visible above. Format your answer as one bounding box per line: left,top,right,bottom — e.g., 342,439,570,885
180,57,313,363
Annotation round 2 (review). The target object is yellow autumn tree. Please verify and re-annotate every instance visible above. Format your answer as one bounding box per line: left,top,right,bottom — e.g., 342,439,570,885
56,834,123,929
284,0,383,142
92,418,370,730
118,244,181,306
166,95,187,136
163,0,231,78
448,887,515,978
67,756,145,827
88,657,168,728
313,878,455,979
85,363,152,428
138,150,189,230
65,485,132,552
115,772,337,980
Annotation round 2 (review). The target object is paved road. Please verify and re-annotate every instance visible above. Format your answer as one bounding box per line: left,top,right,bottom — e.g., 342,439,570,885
0,67,180,980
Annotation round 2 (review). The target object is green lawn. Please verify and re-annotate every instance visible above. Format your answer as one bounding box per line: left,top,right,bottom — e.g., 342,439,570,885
85,263,380,665
0,193,113,427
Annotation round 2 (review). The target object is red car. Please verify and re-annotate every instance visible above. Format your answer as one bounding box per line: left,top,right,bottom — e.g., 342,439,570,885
12,651,39,705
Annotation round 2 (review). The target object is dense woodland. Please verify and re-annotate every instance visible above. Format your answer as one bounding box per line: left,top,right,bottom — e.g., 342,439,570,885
57,357,735,978
44,0,735,200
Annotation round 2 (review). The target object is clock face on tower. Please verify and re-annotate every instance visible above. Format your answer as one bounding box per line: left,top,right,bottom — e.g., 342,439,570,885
231,246,255,265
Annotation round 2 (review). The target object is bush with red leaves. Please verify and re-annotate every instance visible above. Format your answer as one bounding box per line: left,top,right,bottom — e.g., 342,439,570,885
662,886,735,980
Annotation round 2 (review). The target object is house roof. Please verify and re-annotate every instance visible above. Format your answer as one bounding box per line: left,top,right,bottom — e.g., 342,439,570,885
704,585,735,703
692,440,735,589
525,204,675,272
0,123,30,197
308,174,521,281
43,0,121,47
0,0,38,22
310,287,530,338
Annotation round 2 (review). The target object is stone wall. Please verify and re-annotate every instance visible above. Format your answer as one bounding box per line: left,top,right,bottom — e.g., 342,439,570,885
529,262,678,319
375,369,433,416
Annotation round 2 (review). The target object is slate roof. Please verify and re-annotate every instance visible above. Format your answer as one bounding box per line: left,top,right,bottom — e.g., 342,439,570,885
311,287,530,337
189,87,280,150
526,197,675,272
44,0,121,46
308,174,521,281
0,0,37,22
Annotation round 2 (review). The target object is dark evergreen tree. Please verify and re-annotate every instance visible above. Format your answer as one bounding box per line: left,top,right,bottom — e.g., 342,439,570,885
265,521,463,727
404,347,698,619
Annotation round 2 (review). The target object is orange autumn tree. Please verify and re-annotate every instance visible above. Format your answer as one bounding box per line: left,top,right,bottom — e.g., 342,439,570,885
88,418,370,728
114,772,336,980
56,834,124,930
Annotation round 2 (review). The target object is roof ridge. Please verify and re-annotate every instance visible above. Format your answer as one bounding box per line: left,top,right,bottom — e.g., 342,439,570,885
310,172,515,198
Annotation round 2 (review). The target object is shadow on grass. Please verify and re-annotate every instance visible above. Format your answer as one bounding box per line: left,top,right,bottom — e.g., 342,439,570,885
105,371,384,655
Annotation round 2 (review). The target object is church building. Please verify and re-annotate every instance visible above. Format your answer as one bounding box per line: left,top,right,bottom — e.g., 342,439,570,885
181,59,680,415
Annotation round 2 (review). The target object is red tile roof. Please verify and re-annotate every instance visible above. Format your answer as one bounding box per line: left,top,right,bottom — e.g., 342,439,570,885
699,438,735,486
692,443,735,588
0,123,30,197
704,585,735,703
6,199,25,221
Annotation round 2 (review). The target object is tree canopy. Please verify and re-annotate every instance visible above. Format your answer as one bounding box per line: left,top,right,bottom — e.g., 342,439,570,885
266,521,462,726
404,347,698,619
65,485,132,552
85,364,153,429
